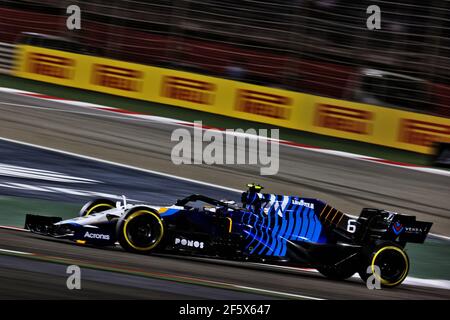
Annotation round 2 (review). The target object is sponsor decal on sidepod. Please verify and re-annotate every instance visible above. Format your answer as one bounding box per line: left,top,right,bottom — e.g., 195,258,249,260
175,237,204,249
84,231,110,240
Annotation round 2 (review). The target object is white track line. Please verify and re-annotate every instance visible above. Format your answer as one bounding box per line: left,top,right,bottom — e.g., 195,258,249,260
428,233,450,241
0,248,33,255
0,225,29,232
403,278,450,290
253,263,450,291
0,101,170,124
232,285,323,300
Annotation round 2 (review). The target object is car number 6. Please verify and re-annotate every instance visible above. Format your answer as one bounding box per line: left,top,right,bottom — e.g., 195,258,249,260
347,219,357,233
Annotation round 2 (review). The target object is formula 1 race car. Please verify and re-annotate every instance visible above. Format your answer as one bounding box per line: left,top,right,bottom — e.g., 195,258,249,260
24,184,432,287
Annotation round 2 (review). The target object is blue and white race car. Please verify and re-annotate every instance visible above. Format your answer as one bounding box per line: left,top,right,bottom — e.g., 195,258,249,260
25,184,432,287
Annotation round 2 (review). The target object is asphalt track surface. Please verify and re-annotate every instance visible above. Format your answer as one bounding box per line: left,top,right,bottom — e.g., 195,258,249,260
1,229,449,300
0,91,449,299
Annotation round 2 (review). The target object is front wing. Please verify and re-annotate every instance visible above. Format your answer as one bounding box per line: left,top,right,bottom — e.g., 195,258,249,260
24,214,117,245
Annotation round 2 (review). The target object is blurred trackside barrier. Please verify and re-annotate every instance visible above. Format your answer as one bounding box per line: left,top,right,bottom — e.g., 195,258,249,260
13,45,450,155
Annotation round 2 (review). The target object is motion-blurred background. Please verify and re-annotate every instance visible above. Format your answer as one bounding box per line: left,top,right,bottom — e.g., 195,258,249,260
0,0,449,117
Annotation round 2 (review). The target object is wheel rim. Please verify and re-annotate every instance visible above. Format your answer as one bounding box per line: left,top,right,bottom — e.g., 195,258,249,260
371,246,408,286
123,211,163,251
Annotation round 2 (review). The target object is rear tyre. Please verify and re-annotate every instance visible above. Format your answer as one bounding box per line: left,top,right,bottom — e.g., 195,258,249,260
116,207,164,254
79,198,116,217
359,242,409,288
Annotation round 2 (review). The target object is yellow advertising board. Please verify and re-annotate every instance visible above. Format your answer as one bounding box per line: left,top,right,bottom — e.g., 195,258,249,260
304,97,450,154
18,49,79,87
13,45,450,154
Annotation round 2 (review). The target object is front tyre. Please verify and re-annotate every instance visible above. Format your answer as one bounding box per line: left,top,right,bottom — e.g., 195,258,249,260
116,207,164,254
359,242,409,288
79,198,116,217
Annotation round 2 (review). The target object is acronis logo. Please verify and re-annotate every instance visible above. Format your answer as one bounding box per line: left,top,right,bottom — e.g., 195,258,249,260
84,231,110,240
392,222,404,235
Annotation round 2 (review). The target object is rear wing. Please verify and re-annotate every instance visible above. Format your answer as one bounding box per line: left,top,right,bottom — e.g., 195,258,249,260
357,208,433,244
396,219,433,243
